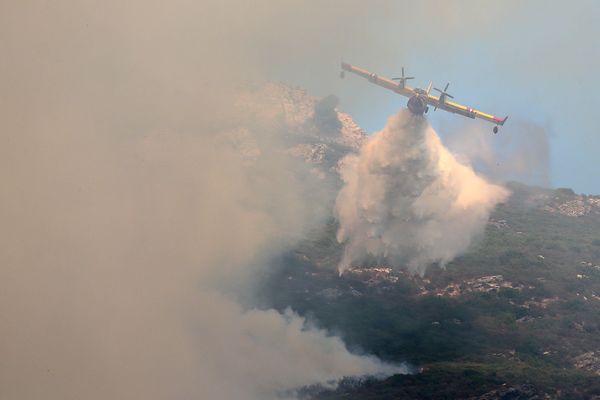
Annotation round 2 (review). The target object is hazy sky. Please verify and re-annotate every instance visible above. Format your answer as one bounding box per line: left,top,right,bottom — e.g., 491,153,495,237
2,2,411,398
273,1,600,194
0,2,598,398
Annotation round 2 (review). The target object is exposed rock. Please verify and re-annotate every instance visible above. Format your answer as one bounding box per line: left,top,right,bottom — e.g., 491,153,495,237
489,219,509,229
232,82,368,178
542,195,600,217
345,266,400,286
557,199,590,217
516,316,536,323
588,197,600,208
287,143,328,164
490,350,520,362
469,384,547,400
336,111,367,149
236,82,365,145
573,351,600,375
422,275,525,297
522,297,560,309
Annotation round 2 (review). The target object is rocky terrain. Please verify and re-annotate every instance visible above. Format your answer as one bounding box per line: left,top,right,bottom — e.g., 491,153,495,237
237,83,600,399
258,181,600,398
233,83,366,173
574,351,600,376
543,198,600,218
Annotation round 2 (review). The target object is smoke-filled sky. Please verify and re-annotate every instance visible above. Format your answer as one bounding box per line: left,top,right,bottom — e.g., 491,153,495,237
270,1,600,194
3,1,596,190
2,2,415,399
1,1,598,399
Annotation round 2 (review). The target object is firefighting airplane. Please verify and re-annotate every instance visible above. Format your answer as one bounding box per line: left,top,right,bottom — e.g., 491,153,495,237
340,62,508,133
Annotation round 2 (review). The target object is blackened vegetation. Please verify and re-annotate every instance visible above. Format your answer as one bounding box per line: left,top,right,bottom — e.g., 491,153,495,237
258,183,600,399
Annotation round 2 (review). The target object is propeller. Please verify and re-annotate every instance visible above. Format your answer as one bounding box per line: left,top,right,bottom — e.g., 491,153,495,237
433,82,453,110
391,67,414,87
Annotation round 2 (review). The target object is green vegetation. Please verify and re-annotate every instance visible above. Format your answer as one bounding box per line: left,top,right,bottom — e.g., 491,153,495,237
259,184,600,398
314,362,600,399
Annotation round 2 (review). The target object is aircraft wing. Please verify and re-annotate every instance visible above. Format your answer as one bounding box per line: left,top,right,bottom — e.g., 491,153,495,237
341,61,508,130
425,94,508,126
341,62,415,98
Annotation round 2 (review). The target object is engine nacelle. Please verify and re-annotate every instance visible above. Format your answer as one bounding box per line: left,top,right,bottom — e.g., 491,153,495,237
407,95,427,115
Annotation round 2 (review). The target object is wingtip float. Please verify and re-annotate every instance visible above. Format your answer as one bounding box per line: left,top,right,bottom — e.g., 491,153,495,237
340,62,508,134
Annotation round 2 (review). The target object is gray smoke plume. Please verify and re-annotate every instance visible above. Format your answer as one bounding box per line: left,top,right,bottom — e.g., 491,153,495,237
4,0,540,397
0,89,405,400
0,2,409,399
335,110,509,275
442,120,551,188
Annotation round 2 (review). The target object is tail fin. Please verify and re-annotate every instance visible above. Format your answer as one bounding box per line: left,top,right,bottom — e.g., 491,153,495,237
426,81,433,95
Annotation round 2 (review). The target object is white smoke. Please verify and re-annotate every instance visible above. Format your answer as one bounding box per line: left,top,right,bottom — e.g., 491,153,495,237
335,110,509,275
4,1,518,397
442,120,551,188
0,90,407,399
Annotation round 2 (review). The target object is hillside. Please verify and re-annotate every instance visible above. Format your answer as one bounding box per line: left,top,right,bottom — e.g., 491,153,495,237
258,182,600,399
236,84,600,399
233,82,366,171
232,83,600,398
